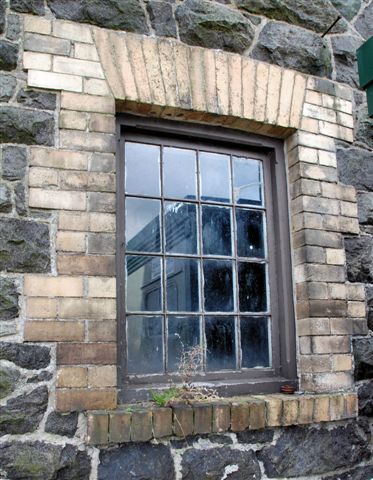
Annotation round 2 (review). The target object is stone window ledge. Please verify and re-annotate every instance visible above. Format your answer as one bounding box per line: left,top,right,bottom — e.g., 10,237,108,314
87,391,357,445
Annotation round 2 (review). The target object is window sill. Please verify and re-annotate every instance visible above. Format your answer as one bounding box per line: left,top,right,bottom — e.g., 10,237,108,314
86,391,358,445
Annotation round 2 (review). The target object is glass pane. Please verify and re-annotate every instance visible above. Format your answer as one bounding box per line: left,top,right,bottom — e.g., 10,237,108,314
203,260,234,312
236,209,265,258
167,316,200,372
125,142,160,196
241,316,270,368
200,152,231,203
126,255,162,312
165,202,197,254
205,316,236,371
233,157,262,206
238,262,267,312
126,198,161,253
202,206,232,256
127,315,163,374
166,258,200,312
163,147,197,200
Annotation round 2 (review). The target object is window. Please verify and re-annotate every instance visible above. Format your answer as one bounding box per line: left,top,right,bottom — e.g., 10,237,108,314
117,115,296,402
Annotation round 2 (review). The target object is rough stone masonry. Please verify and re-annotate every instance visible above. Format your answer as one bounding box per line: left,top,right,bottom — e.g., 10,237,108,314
0,0,372,479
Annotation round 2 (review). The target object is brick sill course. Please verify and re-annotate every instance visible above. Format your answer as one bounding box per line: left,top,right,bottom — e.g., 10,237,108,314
87,391,357,445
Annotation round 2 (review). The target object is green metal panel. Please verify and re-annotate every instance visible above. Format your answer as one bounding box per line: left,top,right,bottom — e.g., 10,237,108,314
357,36,373,88
367,84,373,117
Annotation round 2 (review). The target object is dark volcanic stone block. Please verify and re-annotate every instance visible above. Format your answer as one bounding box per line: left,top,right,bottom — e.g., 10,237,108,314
353,337,373,381
0,218,50,273
0,342,50,369
10,0,45,15
16,89,57,110
0,386,48,435
147,1,177,38
45,411,79,438
0,40,19,71
331,35,362,88
0,74,17,102
358,380,373,417
345,235,373,283
251,21,332,78
181,447,261,479
176,0,255,54
258,423,370,477
0,277,19,320
2,146,27,181
337,146,373,191
47,0,149,34
354,1,373,40
0,442,91,480
237,0,346,33
0,106,54,145
99,443,174,480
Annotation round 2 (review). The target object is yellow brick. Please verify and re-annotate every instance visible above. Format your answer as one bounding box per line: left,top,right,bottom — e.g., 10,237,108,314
174,42,192,108
228,53,242,117
24,15,52,35
59,110,88,130
89,113,116,134
59,212,90,231
30,148,88,170
265,397,282,427
242,58,256,120
61,92,115,114
24,320,85,342
28,70,82,93
56,232,86,252
84,78,111,97
126,34,151,103
142,36,166,106
27,298,57,318
53,20,93,43
215,50,229,116
24,275,84,297
282,398,299,426
53,55,104,79
204,48,217,114
29,167,59,188
57,366,88,388
348,301,366,317
29,188,87,211
332,354,352,372
88,277,116,298
266,64,281,124
23,52,51,71
278,69,295,126
290,74,307,128
74,42,99,61
254,62,269,123
313,396,329,422
189,47,206,112
59,298,116,319
88,365,116,387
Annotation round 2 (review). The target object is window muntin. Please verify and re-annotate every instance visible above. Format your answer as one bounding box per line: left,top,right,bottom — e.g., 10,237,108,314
123,138,273,377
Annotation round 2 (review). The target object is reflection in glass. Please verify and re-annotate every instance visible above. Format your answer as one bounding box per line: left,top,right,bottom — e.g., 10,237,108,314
125,142,160,196
206,316,236,370
238,262,267,312
241,316,270,368
163,147,197,199
167,316,200,372
166,258,199,312
165,202,197,254
200,152,231,203
202,206,232,256
233,157,262,206
236,209,265,258
126,255,162,312
126,198,161,253
203,260,233,312
127,315,163,374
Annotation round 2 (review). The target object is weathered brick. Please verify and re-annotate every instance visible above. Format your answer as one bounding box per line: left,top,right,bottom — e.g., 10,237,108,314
298,396,314,424
278,69,295,126
329,394,345,421
28,70,82,93
88,365,116,387
126,35,152,104
254,62,268,123
173,405,193,437
282,397,299,426
57,255,115,276
75,42,99,61
193,404,212,434
299,354,331,373
58,212,90,231
109,412,131,443
56,231,86,252
25,33,71,55
212,402,230,433
29,167,59,188
297,131,335,152
242,58,256,119
59,298,116,319
24,15,52,35
348,301,366,317
29,188,86,211
59,110,88,130
153,407,172,438
24,321,84,341
89,213,115,232
248,400,265,430
345,393,358,417
87,320,116,342
88,233,115,254
57,343,116,365
332,354,352,372
88,192,115,212
24,275,84,297
31,148,88,170
23,52,51,71
27,297,57,318
87,277,116,298
60,130,115,153
297,318,330,336
57,366,87,388
230,402,249,431
53,20,93,43
311,336,350,354
266,64,281,124
300,117,319,133
290,74,306,128
265,397,282,427
61,92,115,114
57,388,116,411
53,56,104,79
89,113,116,133
313,395,329,422
87,413,109,445
89,153,115,173
330,318,352,335
131,409,152,442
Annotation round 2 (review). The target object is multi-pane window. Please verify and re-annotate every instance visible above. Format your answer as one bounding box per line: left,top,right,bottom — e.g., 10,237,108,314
118,116,296,398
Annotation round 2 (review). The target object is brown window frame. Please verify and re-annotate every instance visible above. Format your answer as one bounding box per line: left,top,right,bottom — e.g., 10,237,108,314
117,114,297,403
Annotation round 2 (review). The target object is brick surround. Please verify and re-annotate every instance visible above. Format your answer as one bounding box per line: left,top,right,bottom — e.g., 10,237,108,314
20,15,364,414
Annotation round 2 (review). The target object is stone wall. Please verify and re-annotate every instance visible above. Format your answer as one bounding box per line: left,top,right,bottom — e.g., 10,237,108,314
0,0,372,479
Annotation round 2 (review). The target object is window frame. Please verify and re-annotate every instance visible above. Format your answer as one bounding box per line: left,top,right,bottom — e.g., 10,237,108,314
117,114,297,403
